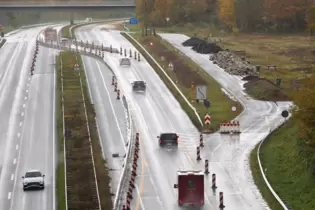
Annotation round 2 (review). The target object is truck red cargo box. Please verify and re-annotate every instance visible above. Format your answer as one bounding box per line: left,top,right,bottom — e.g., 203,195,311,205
174,170,204,207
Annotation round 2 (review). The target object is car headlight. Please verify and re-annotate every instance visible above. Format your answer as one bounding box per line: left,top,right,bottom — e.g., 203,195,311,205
23,182,28,185
39,180,43,184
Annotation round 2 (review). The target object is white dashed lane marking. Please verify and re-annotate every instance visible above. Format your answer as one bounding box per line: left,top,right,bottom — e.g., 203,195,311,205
21,112,24,116
19,122,22,126
22,104,25,108
11,174,14,181
16,144,19,150
13,159,16,165
17,133,20,138
24,96,27,100
8,192,11,200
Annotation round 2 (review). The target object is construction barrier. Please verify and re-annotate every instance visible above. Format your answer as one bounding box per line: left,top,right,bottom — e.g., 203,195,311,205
219,121,241,134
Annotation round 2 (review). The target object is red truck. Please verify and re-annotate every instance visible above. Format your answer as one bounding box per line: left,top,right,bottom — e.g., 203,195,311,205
174,170,204,207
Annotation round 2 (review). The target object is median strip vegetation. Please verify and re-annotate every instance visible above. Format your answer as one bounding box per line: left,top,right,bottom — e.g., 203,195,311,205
57,51,112,209
121,32,242,132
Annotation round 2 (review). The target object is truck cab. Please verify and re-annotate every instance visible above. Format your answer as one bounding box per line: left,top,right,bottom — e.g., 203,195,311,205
174,170,204,207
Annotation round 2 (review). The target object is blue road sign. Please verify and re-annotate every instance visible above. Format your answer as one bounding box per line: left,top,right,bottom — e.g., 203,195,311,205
129,17,138,24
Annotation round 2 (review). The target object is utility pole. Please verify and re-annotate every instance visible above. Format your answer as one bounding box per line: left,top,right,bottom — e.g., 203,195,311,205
144,0,148,36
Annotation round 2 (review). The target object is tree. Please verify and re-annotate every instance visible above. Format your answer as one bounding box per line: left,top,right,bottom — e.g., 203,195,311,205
217,0,236,31
306,4,315,35
234,0,264,31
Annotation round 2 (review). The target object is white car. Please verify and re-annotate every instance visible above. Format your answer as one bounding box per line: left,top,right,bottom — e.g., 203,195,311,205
22,170,45,190
119,58,131,66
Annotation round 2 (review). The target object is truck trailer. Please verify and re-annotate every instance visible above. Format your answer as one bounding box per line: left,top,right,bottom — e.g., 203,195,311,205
174,170,204,207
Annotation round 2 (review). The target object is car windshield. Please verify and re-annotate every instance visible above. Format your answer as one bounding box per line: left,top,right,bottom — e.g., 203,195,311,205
25,171,42,178
161,133,177,140
134,81,145,87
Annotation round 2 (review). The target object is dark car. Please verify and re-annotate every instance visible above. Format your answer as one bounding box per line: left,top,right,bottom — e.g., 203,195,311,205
157,133,179,146
132,81,146,92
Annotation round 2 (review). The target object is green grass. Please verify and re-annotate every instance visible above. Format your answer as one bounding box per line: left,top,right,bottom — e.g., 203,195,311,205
61,24,74,38
122,32,242,132
76,53,113,209
55,54,66,210
250,119,315,210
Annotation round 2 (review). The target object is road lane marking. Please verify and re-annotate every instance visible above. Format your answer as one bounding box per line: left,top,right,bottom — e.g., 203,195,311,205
28,77,31,80
22,104,25,108
21,112,24,116
11,174,14,181
17,133,20,138
8,192,11,199
27,83,29,86
145,161,149,167
135,131,145,210
24,96,27,100
13,159,16,164
19,122,22,126
16,145,19,150
26,90,28,93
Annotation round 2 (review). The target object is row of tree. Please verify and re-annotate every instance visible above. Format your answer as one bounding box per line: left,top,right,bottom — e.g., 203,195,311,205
136,0,315,33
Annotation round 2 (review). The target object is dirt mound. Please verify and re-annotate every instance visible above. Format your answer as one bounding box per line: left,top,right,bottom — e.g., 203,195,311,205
182,37,222,54
182,37,204,46
242,75,260,81
244,78,290,101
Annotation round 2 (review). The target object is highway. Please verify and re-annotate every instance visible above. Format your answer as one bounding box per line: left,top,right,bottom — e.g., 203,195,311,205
0,25,63,210
75,24,293,210
80,54,128,198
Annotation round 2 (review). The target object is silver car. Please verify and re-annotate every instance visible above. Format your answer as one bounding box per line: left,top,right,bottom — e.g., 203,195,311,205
22,170,45,190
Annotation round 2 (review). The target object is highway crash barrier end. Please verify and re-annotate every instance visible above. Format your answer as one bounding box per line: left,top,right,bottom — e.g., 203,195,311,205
219,121,241,134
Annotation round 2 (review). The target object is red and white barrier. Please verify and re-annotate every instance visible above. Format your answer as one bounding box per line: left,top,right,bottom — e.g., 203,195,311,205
219,121,241,134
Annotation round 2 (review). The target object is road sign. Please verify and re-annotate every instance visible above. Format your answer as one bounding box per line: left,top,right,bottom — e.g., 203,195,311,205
74,63,80,71
281,110,289,118
168,62,174,71
196,85,207,100
44,28,57,41
204,113,211,124
203,99,211,108
129,17,138,24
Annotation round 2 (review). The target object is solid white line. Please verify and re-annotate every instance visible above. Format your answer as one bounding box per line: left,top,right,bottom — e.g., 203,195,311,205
19,122,22,126
11,174,14,181
8,192,11,200
21,112,24,116
52,48,56,210
15,145,19,150
13,159,16,164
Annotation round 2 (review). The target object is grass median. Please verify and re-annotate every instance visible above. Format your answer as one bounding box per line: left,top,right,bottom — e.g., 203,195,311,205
58,51,112,209
121,32,242,132
55,54,66,210
250,119,315,209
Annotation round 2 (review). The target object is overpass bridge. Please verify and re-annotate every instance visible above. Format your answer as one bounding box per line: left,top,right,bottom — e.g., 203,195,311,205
0,1,136,11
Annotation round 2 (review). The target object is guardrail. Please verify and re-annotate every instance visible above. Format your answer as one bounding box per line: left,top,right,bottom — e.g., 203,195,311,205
257,115,293,210
37,39,135,210
122,32,203,127
0,0,135,6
